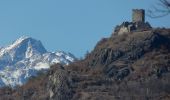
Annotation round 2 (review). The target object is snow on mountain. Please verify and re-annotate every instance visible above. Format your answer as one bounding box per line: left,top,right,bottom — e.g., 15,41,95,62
0,36,76,87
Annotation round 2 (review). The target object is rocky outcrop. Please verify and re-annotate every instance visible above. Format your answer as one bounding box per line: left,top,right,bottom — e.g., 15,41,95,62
83,28,170,86
47,64,73,100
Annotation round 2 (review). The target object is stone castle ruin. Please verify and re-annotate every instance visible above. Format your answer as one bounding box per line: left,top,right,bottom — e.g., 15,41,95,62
114,9,151,35
132,9,145,23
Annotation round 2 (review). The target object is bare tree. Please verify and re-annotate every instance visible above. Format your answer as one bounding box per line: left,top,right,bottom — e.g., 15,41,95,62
148,0,170,18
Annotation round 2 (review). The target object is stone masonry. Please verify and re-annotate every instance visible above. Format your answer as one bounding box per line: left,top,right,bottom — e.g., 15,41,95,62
132,9,145,23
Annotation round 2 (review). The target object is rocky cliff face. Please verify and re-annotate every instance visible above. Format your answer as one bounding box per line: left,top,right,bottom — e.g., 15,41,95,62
57,28,170,100
0,28,170,100
47,64,73,100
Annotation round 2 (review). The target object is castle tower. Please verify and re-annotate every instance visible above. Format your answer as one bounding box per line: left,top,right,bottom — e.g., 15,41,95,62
132,9,145,23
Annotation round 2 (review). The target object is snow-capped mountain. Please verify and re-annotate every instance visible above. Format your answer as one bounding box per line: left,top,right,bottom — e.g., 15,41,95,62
0,36,76,87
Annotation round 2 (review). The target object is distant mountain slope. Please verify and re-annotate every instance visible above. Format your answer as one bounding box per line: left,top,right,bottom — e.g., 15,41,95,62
0,36,76,87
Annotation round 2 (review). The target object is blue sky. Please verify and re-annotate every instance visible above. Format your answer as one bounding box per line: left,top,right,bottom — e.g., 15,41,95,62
0,0,169,58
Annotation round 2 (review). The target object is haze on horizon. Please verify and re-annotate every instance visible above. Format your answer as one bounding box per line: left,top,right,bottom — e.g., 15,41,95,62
0,0,169,58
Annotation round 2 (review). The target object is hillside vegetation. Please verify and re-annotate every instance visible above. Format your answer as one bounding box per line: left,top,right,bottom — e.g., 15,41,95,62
1,28,170,100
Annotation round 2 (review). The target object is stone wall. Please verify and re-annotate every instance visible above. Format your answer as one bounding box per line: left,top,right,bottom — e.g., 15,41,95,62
132,9,145,23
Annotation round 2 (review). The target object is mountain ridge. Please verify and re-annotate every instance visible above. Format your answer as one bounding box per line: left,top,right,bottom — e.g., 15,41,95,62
0,36,76,87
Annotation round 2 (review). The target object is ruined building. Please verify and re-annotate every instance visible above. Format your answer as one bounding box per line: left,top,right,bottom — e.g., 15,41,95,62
114,9,152,35
132,9,145,23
